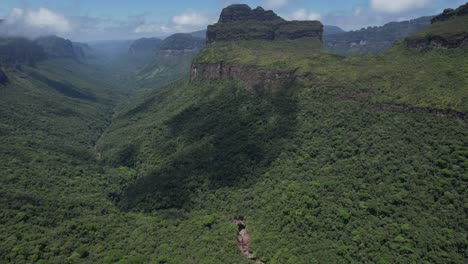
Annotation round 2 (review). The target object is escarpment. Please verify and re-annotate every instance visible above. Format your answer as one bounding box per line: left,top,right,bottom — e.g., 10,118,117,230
405,3,468,49
190,62,297,90
0,37,46,66
159,33,205,61
35,36,78,59
431,3,468,23
405,35,468,49
191,4,322,89
207,4,323,43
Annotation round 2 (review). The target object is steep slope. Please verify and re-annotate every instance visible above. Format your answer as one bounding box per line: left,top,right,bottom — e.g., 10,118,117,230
324,16,432,55
1,3,467,264
97,3,467,263
35,36,79,60
0,37,46,66
0,55,250,263
406,3,468,48
73,42,96,60
137,33,205,88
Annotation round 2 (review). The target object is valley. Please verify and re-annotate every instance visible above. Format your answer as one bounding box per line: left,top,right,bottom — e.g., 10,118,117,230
0,2,467,264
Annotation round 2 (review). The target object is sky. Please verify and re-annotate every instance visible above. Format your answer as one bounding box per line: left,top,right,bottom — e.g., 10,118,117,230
0,0,466,41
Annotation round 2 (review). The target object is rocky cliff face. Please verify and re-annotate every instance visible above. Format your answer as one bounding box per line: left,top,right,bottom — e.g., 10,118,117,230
431,3,468,23
207,4,323,43
405,35,468,49
159,33,205,62
405,3,468,49
191,4,322,89
218,4,283,23
190,62,296,90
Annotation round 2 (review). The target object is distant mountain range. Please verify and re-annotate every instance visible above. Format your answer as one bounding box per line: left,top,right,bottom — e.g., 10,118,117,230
323,25,345,35
324,16,433,55
0,35,95,67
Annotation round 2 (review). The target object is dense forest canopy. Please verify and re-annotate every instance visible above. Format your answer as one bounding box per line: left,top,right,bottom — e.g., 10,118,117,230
0,2,467,263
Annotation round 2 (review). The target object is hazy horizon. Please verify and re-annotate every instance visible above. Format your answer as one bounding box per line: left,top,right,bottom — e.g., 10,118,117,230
0,0,466,42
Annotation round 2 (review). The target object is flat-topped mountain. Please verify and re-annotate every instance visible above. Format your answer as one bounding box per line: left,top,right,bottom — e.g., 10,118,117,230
405,3,468,48
217,4,283,23
431,2,468,23
207,4,323,43
160,33,205,51
136,33,206,88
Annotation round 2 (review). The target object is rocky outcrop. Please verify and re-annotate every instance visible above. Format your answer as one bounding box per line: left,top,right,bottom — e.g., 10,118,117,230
431,3,468,23
218,5,283,23
207,4,323,43
405,35,468,49
405,3,468,49
190,62,296,90
234,219,265,264
191,4,321,89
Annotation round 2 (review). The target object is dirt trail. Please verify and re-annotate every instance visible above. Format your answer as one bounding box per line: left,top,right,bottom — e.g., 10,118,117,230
234,220,265,264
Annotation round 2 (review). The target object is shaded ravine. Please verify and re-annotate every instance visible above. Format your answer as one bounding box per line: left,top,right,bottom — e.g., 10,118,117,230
234,220,265,264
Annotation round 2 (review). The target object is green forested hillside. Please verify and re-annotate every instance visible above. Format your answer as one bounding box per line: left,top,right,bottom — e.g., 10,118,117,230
98,38,467,264
0,58,251,263
1,3,467,264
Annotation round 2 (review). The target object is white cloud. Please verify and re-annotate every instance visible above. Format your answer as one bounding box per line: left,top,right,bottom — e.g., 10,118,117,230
134,24,172,33
288,9,322,21
172,12,210,26
1,7,71,37
264,0,289,9
25,8,71,32
134,12,210,34
369,0,433,13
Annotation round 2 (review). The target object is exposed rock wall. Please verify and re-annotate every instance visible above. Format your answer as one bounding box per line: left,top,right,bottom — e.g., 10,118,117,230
192,4,318,88
405,3,468,49
431,3,468,23
405,35,468,49
218,5,283,23
190,62,296,90
207,4,323,43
